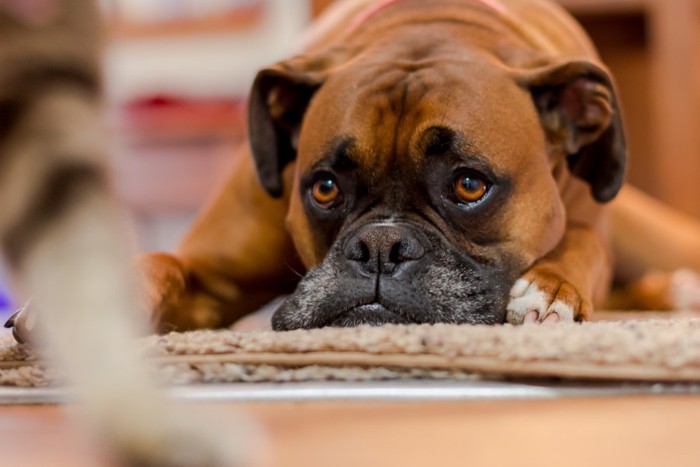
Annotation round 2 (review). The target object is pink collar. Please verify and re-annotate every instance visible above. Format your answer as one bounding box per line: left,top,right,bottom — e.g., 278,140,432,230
347,0,508,33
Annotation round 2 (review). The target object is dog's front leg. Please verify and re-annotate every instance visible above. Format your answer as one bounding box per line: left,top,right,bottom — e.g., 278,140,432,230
138,150,302,333
506,223,611,324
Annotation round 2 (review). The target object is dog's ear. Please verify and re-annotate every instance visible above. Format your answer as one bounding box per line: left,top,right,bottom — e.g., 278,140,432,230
518,60,626,203
249,51,344,197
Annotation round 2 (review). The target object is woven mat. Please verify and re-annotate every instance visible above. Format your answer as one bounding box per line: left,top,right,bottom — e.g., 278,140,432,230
3,318,700,387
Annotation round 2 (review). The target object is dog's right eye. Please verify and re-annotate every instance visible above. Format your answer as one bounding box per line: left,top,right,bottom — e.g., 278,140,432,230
453,172,489,205
311,175,342,208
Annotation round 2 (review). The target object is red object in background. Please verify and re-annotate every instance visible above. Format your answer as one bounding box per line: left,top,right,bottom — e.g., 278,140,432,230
120,95,248,142
112,95,248,212
111,95,249,212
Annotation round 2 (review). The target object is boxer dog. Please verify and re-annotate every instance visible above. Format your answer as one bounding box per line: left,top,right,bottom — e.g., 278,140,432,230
135,0,627,332
10,0,699,339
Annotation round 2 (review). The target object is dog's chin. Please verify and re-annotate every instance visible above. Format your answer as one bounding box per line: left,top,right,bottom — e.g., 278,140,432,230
327,303,411,328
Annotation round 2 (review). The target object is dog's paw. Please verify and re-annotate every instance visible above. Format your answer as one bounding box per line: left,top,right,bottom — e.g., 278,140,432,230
506,270,590,325
3,300,36,344
666,269,700,309
620,268,700,310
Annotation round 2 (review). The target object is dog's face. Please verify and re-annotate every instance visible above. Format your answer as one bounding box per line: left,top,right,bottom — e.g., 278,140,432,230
249,34,624,330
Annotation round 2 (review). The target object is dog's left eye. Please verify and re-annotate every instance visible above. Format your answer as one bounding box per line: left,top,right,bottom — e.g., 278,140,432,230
311,175,341,208
453,172,489,204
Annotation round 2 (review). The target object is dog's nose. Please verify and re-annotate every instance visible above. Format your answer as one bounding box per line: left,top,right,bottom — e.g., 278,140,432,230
343,223,427,276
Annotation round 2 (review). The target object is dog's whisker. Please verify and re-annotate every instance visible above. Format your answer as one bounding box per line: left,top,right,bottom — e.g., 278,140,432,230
284,261,305,279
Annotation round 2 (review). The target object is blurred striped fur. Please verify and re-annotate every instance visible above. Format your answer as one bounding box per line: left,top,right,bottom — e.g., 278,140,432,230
0,1,244,465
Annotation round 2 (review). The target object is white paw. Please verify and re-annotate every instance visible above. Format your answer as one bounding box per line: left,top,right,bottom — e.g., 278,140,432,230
669,269,700,310
506,278,576,325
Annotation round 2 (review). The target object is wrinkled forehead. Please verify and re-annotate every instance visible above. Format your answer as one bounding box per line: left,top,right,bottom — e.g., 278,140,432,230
297,57,546,173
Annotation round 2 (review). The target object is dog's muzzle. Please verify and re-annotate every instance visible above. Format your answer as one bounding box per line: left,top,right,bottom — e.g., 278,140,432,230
272,219,509,330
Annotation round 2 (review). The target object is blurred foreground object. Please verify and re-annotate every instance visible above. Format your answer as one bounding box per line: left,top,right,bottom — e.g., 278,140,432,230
0,0,253,464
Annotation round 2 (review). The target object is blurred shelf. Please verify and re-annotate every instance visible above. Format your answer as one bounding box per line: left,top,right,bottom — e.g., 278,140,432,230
116,96,247,142
104,0,310,102
108,3,264,39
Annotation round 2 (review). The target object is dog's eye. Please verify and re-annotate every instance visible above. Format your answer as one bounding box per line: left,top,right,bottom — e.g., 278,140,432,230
453,172,489,204
311,175,341,208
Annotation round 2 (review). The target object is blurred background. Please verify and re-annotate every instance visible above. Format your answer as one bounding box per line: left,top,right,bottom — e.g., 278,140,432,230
101,0,310,252
5,0,696,314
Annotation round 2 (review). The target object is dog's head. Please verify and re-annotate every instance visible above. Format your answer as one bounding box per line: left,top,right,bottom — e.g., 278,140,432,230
248,32,625,330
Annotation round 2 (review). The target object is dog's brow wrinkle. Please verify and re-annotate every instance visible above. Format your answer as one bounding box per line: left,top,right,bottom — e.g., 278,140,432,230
421,125,457,155
327,136,358,170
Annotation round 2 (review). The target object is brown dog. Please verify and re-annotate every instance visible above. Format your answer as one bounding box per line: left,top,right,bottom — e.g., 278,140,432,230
127,0,635,333
11,0,700,339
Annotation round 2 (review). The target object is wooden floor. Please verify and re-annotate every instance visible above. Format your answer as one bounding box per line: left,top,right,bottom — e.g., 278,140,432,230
2,396,700,466
2,311,699,466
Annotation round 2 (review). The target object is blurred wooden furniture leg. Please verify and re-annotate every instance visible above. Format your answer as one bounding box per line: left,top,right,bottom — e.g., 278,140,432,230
648,0,700,218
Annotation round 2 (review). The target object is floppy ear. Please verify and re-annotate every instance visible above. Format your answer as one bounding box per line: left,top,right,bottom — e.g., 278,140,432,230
518,60,627,203
248,52,341,197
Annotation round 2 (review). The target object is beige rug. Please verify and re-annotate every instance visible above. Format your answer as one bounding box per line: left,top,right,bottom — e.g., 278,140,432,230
2,315,700,387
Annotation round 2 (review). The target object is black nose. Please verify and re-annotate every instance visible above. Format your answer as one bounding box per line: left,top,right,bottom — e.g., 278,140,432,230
343,222,428,276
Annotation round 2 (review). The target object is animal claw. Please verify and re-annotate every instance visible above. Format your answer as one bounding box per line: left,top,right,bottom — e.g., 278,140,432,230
4,310,20,328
